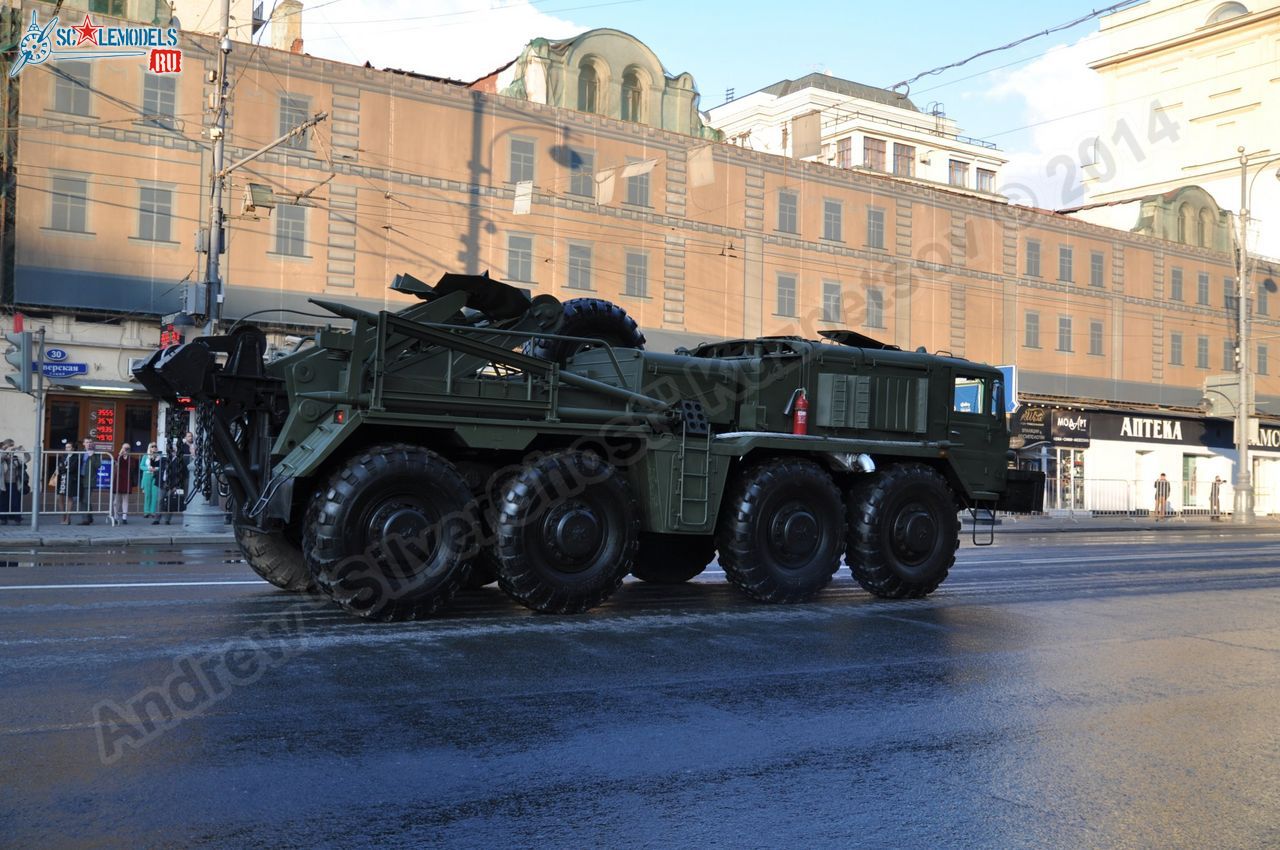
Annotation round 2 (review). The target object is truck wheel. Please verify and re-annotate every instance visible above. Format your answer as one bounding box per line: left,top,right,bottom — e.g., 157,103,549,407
715,458,844,603
523,298,646,364
846,464,959,598
305,444,478,620
495,450,638,613
630,534,716,584
234,523,315,593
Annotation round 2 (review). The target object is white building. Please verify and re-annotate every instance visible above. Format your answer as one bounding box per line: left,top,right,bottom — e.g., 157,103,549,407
1083,0,1280,257
707,72,1007,196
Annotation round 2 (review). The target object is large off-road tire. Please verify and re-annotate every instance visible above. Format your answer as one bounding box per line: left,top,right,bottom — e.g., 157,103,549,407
715,458,844,603
846,463,959,599
234,523,316,593
630,533,716,584
304,444,478,620
523,298,646,364
495,450,639,613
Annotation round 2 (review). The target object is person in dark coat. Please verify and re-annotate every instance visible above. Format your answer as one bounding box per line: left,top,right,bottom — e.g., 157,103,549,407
68,437,100,525
110,443,136,526
0,439,27,524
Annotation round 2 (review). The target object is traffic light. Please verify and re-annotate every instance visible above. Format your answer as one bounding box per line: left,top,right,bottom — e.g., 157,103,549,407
4,330,33,394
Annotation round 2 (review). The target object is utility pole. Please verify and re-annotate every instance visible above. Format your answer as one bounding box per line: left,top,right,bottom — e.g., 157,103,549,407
1234,146,1255,525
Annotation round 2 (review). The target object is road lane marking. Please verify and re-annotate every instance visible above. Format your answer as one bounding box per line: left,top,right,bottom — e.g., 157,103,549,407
0,580,266,591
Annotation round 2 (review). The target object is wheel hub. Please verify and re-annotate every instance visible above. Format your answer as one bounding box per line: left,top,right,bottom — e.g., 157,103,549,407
371,503,432,545
770,504,819,561
543,501,604,570
893,506,936,559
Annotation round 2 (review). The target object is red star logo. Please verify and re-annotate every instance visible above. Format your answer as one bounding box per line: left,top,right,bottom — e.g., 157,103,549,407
70,14,101,47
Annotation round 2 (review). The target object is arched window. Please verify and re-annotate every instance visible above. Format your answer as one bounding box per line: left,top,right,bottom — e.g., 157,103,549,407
1177,202,1193,244
577,62,599,114
621,68,643,122
1206,2,1248,25
1198,208,1213,248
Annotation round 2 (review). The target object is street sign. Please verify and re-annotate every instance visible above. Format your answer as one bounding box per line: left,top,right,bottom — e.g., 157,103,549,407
45,347,68,362
33,362,88,378
997,365,1018,413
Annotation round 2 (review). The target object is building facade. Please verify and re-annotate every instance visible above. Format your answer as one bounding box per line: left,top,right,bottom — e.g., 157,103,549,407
2,6,1278,507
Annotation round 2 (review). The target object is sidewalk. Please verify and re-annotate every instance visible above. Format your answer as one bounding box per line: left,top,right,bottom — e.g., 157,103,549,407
965,512,1280,535
0,516,235,547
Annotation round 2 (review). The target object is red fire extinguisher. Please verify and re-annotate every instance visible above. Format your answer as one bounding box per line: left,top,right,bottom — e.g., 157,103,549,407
788,388,809,435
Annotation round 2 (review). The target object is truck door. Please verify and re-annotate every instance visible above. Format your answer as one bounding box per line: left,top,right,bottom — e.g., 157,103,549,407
948,373,1004,498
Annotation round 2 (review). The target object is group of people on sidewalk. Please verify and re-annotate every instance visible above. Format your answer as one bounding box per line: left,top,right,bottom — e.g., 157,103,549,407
1152,472,1226,521
0,440,31,525
49,433,192,526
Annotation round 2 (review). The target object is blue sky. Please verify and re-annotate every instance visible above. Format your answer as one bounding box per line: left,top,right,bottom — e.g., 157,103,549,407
295,0,1123,207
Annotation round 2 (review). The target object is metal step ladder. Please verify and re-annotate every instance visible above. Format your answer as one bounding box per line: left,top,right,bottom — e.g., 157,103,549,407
675,422,713,528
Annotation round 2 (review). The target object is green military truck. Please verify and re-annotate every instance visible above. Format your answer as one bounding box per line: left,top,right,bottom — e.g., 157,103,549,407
134,272,1043,620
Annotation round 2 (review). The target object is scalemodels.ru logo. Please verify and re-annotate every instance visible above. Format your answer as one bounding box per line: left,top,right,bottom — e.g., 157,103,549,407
9,10,182,77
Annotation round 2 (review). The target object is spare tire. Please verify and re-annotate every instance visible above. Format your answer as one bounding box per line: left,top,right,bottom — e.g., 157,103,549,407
523,298,645,365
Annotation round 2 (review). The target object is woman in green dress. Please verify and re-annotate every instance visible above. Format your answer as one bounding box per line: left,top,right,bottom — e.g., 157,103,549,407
140,442,161,518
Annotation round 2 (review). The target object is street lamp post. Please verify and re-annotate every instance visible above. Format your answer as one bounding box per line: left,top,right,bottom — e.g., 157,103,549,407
1232,148,1280,525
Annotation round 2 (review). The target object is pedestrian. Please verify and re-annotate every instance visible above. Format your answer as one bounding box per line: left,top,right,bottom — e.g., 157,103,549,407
55,451,70,524
1154,472,1171,520
0,439,24,524
110,443,136,526
68,437,100,526
1210,475,1223,521
140,442,161,518
155,441,185,525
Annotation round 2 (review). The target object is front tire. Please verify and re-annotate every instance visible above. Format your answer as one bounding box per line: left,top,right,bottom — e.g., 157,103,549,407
496,450,638,613
715,458,844,603
630,534,716,584
846,464,959,599
304,444,478,620
234,523,315,593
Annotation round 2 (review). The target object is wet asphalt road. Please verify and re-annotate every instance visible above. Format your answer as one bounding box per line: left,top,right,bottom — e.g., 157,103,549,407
1,530,1279,849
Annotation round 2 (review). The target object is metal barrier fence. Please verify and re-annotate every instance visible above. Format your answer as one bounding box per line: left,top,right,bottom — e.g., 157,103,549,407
1041,476,1252,517
0,449,191,527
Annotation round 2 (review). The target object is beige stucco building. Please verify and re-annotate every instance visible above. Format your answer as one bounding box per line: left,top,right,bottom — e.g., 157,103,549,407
2,3,1278,510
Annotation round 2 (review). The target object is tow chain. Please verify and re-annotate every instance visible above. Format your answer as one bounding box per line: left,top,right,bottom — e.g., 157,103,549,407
193,401,216,502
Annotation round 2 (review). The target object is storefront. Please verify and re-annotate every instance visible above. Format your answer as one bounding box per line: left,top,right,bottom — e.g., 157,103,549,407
44,389,158,454
1014,404,1280,515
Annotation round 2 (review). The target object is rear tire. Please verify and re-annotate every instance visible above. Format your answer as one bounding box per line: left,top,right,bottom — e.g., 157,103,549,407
496,450,638,613
846,464,958,599
304,444,478,620
234,523,315,593
630,534,716,584
523,298,645,364
715,458,844,603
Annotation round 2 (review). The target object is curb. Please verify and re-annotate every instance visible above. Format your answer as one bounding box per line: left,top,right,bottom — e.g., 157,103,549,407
0,534,236,548
965,522,1277,535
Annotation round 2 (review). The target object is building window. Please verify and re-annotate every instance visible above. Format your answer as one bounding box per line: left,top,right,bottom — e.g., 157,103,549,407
54,62,92,116
976,168,996,193
138,186,172,242
509,138,535,184
776,273,797,316
1224,339,1235,371
620,68,643,122
1170,267,1183,301
867,287,885,328
1025,240,1041,277
1089,320,1104,356
1197,335,1210,369
568,150,594,197
822,281,842,323
567,243,592,290
1224,277,1236,311
893,143,915,177
836,137,852,169
1259,344,1269,375
1090,250,1105,288
507,234,533,282
142,73,176,129
93,0,127,13
1057,316,1072,352
1260,280,1273,315
777,191,798,234
624,250,648,297
1058,246,1074,282
278,95,309,150
577,63,598,113
625,162,650,207
863,137,886,171
822,200,842,241
1198,209,1212,248
1197,271,1210,305
274,204,306,256
50,175,88,233
948,159,968,187
866,207,885,250
1025,311,1040,348
1170,332,1183,366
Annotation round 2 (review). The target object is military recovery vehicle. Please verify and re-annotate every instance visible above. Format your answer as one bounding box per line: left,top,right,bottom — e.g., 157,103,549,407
134,271,1044,620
